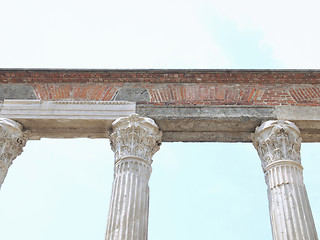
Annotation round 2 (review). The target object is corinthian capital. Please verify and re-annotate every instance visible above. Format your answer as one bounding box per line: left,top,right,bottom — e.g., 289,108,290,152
0,119,29,187
252,120,301,171
110,114,162,164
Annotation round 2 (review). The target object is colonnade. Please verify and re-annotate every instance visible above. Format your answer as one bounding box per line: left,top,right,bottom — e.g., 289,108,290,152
0,115,318,240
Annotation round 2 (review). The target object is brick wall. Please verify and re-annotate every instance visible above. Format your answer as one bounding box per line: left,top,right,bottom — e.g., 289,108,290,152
1,69,320,106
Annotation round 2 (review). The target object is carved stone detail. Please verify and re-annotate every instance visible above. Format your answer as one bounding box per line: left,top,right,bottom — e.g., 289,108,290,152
0,118,29,188
106,114,162,240
110,114,162,165
252,120,318,240
252,120,301,171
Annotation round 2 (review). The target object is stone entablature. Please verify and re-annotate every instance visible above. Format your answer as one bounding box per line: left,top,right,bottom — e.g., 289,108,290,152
0,100,135,139
1,100,320,142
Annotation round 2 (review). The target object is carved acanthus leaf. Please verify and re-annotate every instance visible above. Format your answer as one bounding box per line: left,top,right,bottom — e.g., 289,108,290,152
110,114,162,164
252,120,301,170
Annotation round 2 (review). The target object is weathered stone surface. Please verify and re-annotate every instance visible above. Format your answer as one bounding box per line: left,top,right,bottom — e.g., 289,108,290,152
106,114,161,240
252,120,318,240
0,100,136,139
113,87,150,102
0,118,28,189
1,100,320,142
138,104,320,142
137,104,277,119
0,84,36,101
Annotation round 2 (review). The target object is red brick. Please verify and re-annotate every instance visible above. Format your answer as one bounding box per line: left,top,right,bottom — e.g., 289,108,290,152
2,70,320,106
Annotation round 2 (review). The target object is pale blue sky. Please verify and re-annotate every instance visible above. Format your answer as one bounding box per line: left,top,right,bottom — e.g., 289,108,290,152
1,0,320,239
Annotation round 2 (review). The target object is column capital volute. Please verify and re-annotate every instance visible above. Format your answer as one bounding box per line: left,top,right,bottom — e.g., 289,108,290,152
252,120,302,171
109,114,162,164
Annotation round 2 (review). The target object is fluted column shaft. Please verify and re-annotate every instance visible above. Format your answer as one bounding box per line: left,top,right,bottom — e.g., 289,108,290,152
253,120,318,240
106,114,162,240
0,118,28,189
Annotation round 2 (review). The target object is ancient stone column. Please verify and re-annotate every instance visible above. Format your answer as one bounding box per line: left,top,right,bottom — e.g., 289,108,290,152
105,114,162,240
0,118,28,189
252,120,318,240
